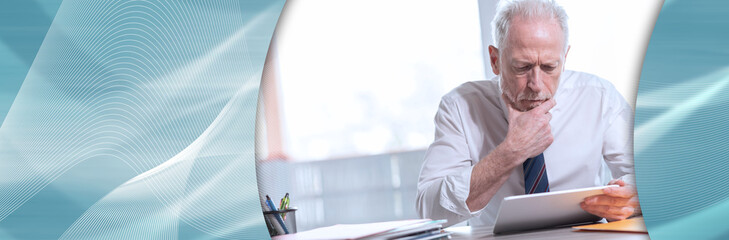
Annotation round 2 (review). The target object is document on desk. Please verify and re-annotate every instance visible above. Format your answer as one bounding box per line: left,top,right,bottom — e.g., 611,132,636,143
572,217,647,233
273,219,451,240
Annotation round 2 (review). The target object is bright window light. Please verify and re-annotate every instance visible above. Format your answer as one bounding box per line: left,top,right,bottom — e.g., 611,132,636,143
271,0,661,161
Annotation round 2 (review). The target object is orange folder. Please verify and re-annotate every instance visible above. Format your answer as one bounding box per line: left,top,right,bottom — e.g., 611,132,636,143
572,217,647,233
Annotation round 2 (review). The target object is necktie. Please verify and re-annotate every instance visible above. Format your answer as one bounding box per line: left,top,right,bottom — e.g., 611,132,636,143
523,153,549,194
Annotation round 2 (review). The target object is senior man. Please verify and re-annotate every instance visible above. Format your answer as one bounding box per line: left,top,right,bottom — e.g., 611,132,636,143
416,0,639,227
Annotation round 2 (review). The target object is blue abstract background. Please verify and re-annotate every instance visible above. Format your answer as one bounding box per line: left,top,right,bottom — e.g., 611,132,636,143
0,0,284,239
636,0,729,239
0,0,63,123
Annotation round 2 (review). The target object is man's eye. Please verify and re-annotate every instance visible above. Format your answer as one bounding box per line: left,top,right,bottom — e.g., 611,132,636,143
541,65,556,72
517,65,531,71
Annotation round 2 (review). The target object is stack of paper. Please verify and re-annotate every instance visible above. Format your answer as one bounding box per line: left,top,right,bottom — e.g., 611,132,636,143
273,219,450,240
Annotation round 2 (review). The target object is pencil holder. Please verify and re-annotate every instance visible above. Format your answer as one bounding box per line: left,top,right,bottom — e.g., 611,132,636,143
263,207,297,236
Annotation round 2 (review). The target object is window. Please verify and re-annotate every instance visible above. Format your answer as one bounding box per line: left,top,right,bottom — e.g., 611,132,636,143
258,0,661,162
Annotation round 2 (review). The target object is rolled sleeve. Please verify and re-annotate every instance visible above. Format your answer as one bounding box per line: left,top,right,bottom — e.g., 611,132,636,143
602,86,635,184
441,166,486,215
416,97,483,226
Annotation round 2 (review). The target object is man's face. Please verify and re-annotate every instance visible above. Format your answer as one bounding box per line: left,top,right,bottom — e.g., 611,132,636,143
490,16,569,112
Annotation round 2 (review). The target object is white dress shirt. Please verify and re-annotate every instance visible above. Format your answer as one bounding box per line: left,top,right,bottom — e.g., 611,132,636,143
416,70,634,227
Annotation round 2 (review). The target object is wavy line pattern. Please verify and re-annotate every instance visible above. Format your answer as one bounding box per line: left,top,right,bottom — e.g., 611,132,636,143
635,0,729,239
0,0,284,239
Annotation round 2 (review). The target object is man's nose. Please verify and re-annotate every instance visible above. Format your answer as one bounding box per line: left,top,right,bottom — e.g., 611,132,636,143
527,68,545,92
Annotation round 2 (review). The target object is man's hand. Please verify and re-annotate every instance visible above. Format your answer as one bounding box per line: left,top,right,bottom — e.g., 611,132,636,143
580,179,640,221
501,95,555,161
466,96,555,211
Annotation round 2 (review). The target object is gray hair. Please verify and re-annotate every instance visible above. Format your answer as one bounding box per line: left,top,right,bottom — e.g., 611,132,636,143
491,0,569,52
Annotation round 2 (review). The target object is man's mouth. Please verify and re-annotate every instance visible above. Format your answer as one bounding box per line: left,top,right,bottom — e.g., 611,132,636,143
524,99,547,104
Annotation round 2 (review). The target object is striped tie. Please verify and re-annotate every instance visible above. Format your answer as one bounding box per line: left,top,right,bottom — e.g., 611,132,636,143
523,153,549,194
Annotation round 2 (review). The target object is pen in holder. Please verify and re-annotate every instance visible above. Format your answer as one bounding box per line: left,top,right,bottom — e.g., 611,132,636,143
263,207,297,236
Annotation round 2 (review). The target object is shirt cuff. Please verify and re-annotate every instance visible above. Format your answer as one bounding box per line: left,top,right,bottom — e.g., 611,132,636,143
440,165,485,219
617,173,636,186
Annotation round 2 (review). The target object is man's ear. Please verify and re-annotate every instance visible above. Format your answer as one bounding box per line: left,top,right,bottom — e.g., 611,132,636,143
488,45,500,75
562,45,571,72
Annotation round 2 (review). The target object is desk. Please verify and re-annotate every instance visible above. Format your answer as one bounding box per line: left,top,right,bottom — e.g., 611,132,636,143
446,225,650,240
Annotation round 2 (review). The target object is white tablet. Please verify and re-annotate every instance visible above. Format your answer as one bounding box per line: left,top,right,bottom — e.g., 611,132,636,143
492,185,617,234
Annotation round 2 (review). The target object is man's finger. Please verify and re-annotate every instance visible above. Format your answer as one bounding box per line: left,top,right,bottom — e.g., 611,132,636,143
605,206,634,220
580,202,595,213
584,195,631,206
603,186,636,198
580,202,607,216
531,98,556,114
608,179,626,186
581,202,634,221
610,206,634,216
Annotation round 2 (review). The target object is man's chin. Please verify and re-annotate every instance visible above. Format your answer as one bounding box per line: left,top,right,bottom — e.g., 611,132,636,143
512,104,532,112
518,99,548,111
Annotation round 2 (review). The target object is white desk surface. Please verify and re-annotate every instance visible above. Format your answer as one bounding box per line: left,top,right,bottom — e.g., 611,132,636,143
446,225,650,240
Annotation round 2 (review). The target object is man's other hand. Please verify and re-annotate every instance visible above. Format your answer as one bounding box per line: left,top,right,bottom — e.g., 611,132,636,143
580,179,640,221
